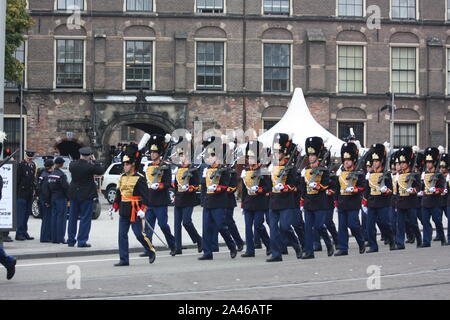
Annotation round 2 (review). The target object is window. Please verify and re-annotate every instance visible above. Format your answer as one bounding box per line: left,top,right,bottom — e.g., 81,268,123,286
264,43,290,92
57,0,84,10
196,42,224,91
392,0,416,19
3,118,24,156
121,126,137,141
197,0,224,13
338,45,364,93
263,120,279,131
394,123,417,148
5,42,25,89
337,0,363,17
391,47,416,94
263,0,290,15
109,164,124,175
56,39,84,88
125,40,152,90
126,0,152,12
338,121,365,146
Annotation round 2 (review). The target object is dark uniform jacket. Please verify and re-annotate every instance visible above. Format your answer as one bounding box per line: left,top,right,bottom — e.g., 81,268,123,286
269,163,298,211
68,159,105,201
37,170,51,203
47,168,69,201
395,170,421,210
173,166,200,208
202,166,234,209
241,168,271,211
364,171,393,208
226,171,238,209
300,167,330,212
17,160,36,200
326,175,338,210
335,168,365,211
113,172,150,220
421,170,445,209
442,174,448,208
146,161,172,207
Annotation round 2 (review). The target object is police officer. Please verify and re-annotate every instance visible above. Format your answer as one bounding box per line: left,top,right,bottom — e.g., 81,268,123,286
420,147,447,247
392,147,423,250
16,150,37,241
266,133,302,262
38,159,54,243
172,143,202,255
199,136,238,260
47,157,69,244
67,147,105,248
240,140,272,257
334,142,366,256
362,144,395,253
300,137,334,259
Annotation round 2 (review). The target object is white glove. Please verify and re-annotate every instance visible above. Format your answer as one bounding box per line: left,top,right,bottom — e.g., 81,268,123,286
274,183,285,192
300,206,304,213
345,186,355,193
308,182,318,189
207,184,217,192
150,183,160,190
428,187,436,193
379,186,388,194
181,184,189,192
108,207,116,219
406,187,415,194
362,206,368,214
418,191,424,197
137,210,146,219
444,189,448,195
250,186,259,194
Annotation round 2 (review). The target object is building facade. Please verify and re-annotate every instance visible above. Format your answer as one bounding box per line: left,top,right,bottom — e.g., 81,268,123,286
4,0,450,160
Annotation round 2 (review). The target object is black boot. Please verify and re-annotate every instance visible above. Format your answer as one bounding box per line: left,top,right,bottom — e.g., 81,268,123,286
197,239,203,253
301,253,314,260
359,243,366,254
266,256,282,262
366,248,379,253
334,250,348,256
294,246,303,259
416,236,423,248
326,245,334,257
149,251,156,264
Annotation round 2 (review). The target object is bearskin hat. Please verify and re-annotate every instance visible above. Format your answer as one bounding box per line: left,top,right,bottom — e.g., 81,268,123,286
397,146,414,166
340,142,359,162
368,143,387,167
272,133,292,155
305,137,324,158
439,153,449,169
424,147,439,166
122,143,142,167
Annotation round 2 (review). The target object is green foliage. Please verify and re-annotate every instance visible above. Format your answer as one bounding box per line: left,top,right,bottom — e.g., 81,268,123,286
5,0,34,83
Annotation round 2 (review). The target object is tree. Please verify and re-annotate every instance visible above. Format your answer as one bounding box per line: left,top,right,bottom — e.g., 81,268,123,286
5,0,33,83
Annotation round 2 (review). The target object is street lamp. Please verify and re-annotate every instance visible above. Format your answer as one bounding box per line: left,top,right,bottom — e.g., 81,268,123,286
378,92,395,148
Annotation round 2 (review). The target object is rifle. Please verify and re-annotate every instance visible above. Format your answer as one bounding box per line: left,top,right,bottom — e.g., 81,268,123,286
276,144,298,185
150,138,181,184
308,147,332,184
345,151,369,189
0,149,20,169
377,152,393,188
405,152,421,189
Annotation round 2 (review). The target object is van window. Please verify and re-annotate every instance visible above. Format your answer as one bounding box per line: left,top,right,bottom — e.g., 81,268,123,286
109,164,124,175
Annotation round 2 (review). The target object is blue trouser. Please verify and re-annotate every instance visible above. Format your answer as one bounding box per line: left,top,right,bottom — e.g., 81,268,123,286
422,207,446,246
39,200,52,242
314,209,338,249
305,210,332,255
292,208,305,248
337,209,365,252
445,207,450,239
254,210,270,245
367,207,394,251
145,206,175,250
389,207,397,237
243,210,270,254
269,209,300,258
67,199,93,247
174,206,201,251
224,208,244,247
396,208,422,248
16,198,32,238
202,208,236,257
361,209,368,241
0,247,14,268
51,199,68,243
118,216,153,264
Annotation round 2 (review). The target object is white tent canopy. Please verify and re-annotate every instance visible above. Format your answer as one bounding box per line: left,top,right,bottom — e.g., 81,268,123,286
258,88,345,156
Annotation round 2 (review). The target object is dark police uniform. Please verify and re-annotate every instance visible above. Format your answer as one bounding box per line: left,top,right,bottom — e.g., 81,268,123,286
16,152,37,240
67,147,105,247
47,158,69,244
38,160,53,243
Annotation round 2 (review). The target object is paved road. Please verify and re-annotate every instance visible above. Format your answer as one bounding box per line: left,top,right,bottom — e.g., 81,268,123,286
1,242,449,300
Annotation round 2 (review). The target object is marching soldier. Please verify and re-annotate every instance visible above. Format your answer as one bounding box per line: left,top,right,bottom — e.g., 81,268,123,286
334,142,366,256
16,150,37,241
144,134,176,256
440,153,450,245
199,136,237,260
389,152,399,240
109,144,156,266
172,142,203,255
362,144,396,252
300,137,334,259
240,140,272,257
420,147,447,247
67,147,105,248
38,159,54,243
47,157,69,244
392,147,423,250
266,133,302,262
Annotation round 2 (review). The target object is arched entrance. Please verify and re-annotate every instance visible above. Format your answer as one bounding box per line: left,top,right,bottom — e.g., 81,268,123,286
55,139,83,159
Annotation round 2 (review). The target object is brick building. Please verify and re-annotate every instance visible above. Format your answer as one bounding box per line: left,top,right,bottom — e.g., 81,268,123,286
4,0,450,160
